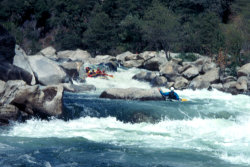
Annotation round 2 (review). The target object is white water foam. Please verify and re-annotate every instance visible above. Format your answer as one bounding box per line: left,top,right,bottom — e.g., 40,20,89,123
3,115,250,165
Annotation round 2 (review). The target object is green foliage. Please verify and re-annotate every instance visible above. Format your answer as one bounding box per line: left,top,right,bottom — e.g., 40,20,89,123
177,53,198,62
141,0,179,51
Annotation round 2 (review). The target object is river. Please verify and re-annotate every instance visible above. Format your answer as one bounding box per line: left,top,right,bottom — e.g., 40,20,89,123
0,68,250,167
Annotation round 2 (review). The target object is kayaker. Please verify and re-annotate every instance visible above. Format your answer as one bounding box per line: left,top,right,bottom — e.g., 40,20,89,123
158,87,180,101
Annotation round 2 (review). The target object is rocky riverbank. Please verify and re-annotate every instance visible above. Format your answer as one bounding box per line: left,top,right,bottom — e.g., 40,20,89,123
1,25,250,124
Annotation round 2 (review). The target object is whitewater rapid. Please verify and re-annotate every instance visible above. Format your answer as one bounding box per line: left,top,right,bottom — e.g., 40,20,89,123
1,67,250,166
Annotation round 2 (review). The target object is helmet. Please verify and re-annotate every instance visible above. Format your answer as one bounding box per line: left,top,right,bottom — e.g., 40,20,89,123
170,87,174,91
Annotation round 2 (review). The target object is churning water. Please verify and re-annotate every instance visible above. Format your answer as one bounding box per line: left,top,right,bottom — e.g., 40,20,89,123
0,68,250,167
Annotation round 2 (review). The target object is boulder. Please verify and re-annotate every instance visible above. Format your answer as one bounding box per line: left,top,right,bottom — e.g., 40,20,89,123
202,62,217,73
237,63,250,77
159,61,180,81
211,83,223,90
189,68,220,89
57,49,91,62
0,25,16,63
0,80,63,117
236,76,248,91
116,51,134,63
138,51,157,61
174,77,189,89
166,82,175,88
13,45,36,85
123,59,144,68
100,88,163,101
39,46,57,59
87,55,116,64
178,64,192,74
0,104,19,125
60,61,83,79
151,76,168,87
0,63,32,84
143,56,167,71
221,76,236,83
28,55,67,85
0,80,6,95
125,53,140,61
223,81,237,90
132,71,157,82
182,66,199,80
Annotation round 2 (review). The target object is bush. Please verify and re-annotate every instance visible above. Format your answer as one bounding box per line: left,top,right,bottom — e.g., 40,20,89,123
177,53,198,62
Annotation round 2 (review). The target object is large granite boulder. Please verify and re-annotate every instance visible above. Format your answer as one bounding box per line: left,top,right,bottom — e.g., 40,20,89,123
138,51,157,61
189,68,220,89
0,80,63,117
159,61,180,81
174,76,189,89
150,76,168,87
116,51,134,63
237,63,250,77
236,76,248,91
0,24,16,63
57,49,91,62
143,56,167,71
100,88,163,100
63,83,96,93
28,55,67,85
13,45,36,85
132,71,157,82
0,104,20,125
182,66,199,80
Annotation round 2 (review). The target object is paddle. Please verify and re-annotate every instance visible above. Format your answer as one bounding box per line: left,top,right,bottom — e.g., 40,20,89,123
181,98,188,102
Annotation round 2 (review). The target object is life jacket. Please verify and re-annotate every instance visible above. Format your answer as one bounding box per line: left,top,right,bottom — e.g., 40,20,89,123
168,91,176,99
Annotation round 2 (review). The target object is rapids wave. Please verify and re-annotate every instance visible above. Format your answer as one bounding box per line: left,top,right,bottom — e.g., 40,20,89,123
1,67,250,166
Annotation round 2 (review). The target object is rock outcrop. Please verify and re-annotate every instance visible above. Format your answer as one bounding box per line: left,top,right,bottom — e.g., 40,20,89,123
100,88,163,100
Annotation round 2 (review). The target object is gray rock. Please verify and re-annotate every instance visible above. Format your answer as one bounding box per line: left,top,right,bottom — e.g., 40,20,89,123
39,46,57,59
14,45,36,85
174,77,189,89
0,80,5,95
28,55,67,85
125,53,140,61
221,76,237,83
211,83,223,90
143,56,167,71
159,61,180,81
57,49,91,62
236,76,248,91
60,61,83,79
123,60,144,68
151,76,168,87
0,80,64,117
63,83,96,93
223,81,237,89
116,51,134,63
237,63,250,77
166,82,175,88
202,62,217,73
132,71,157,82
178,64,192,74
138,51,157,61
100,88,163,101
182,66,199,80
0,104,19,125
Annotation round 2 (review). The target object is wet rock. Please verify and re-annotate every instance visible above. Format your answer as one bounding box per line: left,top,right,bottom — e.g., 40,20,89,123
132,71,157,82
13,45,36,85
63,83,96,93
28,55,67,85
211,83,223,90
100,88,163,101
174,77,189,89
151,76,168,87
221,76,237,84
0,104,19,125
237,63,250,77
182,66,199,80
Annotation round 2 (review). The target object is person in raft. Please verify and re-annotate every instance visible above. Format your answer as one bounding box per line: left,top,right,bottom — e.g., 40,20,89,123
158,87,180,101
96,68,102,76
85,67,90,73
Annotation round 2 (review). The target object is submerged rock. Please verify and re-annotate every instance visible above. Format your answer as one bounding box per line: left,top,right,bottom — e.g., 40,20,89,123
100,88,163,101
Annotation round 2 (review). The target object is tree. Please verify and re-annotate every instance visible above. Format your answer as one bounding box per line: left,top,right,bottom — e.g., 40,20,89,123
141,0,179,52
